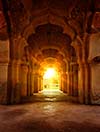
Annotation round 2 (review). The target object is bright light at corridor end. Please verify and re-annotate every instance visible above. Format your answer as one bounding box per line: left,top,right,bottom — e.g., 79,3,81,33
43,67,60,91
43,68,56,79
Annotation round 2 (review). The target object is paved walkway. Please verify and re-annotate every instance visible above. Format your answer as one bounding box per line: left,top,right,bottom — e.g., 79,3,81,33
21,90,78,103
0,101,100,132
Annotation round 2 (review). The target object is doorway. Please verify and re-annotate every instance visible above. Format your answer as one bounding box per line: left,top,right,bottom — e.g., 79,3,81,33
43,68,60,92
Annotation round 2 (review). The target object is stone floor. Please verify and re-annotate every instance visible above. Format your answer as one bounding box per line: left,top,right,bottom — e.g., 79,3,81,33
21,90,78,103
0,102,100,132
0,90,100,132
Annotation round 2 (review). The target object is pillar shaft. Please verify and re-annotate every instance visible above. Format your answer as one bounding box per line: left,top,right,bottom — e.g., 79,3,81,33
78,62,91,104
7,60,21,104
0,63,8,104
27,67,31,96
60,73,67,93
20,64,28,97
72,64,78,96
33,74,39,93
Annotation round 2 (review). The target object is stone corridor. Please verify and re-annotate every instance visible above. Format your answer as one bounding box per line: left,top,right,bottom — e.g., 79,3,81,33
0,102,100,132
0,0,100,131
21,90,78,103
0,0,100,105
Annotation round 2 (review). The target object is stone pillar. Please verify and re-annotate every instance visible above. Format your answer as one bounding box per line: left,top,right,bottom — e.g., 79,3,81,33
72,64,78,96
7,60,21,104
7,62,13,104
27,66,31,96
33,74,39,93
30,69,33,96
13,61,21,103
71,35,91,104
78,62,91,104
78,63,85,103
0,39,9,104
68,63,78,97
84,63,91,104
60,73,67,93
65,73,68,93
20,64,28,97
41,76,43,91
38,75,43,91
38,75,41,91
67,63,70,95
60,74,63,91
63,73,68,93
67,72,70,95
71,37,85,103
68,65,73,96
29,70,34,95
0,63,8,104
71,71,73,96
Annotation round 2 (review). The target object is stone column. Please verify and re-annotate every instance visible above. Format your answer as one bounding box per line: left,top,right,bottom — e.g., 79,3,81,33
33,73,39,93
71,35,91,104
30,69,34,96
67,63,70,95
7,60,21,104
65,73,68,93
78,62,91,104
0,38,9,104
78,63,85,103
27,66,31,96
0,63,8,104
20,63,28,97
38,75,43,91
38,75,41,91
62,73,68,93
68,65,73,96
84,63,91,104
41,76,43,91
67,72,70,95
71,38,84,103
70,72,73,96
29,70,34,96
72,64,78,96
13,60,21,103
60,73,67,93
60,74,64,91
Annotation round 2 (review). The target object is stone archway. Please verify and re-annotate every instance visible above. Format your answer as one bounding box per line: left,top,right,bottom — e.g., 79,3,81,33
0,0,100,104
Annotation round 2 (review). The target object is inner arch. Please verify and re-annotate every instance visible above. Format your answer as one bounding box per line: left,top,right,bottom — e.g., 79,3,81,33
43,67,60,91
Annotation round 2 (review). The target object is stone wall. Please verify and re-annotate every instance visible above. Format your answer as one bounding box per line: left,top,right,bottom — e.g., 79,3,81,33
0,40,9,104
89,33,100,104
91,64,100,104
89,33,100,60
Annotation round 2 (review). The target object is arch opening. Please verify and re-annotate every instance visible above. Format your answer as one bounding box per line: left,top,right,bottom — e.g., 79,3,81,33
42,67,60,92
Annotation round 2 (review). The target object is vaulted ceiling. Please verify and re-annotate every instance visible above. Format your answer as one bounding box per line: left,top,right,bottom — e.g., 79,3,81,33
0,0,100,69
27,23,75,62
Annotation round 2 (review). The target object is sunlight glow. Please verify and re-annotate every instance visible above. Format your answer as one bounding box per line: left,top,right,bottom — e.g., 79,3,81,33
43,68,60,91
43,68,56,79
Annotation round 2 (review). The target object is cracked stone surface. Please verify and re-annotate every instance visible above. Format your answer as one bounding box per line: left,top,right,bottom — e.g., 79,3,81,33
0,102,100,132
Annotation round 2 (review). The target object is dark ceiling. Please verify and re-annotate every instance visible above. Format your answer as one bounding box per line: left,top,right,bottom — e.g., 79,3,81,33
0,0,100,69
